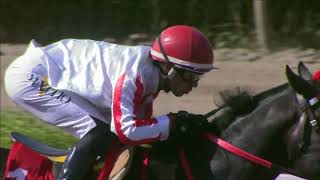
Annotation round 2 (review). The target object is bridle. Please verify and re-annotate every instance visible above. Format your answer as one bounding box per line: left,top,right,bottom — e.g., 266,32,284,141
283,87,320,163
296,93,320,132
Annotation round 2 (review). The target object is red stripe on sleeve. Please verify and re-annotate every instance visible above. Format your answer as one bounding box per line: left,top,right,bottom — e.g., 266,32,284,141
113,74,160,145
133,76,143,116
134,118,158,127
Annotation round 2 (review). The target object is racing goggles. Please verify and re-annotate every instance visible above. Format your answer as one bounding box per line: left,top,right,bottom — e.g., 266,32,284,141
174,68,202,82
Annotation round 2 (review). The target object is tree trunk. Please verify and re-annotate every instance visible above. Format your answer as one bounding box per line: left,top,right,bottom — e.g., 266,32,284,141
187,0,198,24
253,0,270,51
233,0,243,33
151,0,160,31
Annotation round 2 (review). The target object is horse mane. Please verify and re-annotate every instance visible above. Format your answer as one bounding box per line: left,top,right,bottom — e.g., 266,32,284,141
253,83,289,105
210,83,290,131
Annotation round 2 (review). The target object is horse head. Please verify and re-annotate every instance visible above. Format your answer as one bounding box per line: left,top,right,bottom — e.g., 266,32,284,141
285,62,318,161
208,62,319,180
285,63,320,179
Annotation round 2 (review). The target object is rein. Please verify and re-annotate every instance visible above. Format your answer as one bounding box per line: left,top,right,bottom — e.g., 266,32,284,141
178,132,303,180
204,133,300,174
204,133,272,168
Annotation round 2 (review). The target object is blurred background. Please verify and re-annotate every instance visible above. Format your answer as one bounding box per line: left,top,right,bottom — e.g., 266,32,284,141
1,0,320,175
1,0,320,49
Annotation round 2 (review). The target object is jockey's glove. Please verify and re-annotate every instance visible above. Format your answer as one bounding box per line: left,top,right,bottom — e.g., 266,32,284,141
169,111,209,142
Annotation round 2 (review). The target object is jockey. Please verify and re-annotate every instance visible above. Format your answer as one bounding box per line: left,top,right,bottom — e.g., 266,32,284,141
4,25,215,179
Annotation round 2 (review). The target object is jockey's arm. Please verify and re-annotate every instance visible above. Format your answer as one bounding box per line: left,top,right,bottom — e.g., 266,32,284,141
110,73,171,145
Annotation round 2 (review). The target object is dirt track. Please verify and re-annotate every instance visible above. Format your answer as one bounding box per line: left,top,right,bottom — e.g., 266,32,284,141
1,43,319,115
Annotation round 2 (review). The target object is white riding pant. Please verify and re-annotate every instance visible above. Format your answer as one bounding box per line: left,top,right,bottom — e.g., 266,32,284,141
4,49,110,138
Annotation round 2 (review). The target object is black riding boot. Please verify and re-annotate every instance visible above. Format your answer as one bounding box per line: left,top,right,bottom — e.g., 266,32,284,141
58,118,117,180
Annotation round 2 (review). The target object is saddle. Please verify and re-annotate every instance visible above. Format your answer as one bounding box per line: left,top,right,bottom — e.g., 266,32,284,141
10,132,134,180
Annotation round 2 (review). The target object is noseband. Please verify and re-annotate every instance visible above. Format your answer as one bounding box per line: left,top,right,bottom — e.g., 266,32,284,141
286,90,320,161
296,93,320,132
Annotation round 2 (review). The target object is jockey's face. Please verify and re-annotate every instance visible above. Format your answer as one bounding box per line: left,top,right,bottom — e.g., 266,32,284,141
168,69,199,97
159,62,200,97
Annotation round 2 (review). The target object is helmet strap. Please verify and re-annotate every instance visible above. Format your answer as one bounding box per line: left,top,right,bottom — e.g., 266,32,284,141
166,68,176,80
157,34,177,80
153,61,174,92
152,60,175,80
157,34,170,62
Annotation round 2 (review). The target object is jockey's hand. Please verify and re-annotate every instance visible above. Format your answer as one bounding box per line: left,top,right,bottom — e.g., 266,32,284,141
169,111,209,142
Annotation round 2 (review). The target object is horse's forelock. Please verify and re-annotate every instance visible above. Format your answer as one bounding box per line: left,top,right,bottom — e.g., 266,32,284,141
217,87,256,116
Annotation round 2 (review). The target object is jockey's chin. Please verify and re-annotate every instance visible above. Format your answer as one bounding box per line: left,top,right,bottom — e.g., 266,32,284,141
171,89,190,97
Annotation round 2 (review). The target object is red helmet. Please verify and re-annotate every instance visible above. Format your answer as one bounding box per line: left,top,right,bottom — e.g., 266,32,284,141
150,25,214,74
313,70,320,81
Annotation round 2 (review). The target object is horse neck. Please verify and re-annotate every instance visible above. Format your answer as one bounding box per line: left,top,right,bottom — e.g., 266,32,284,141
211,89,298,179
224,88,297,146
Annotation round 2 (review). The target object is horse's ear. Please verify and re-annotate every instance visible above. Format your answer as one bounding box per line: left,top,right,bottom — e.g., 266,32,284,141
298,61,313,81
286,65,318,99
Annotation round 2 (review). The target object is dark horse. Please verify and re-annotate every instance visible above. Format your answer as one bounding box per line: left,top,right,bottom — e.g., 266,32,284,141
128,62,320,180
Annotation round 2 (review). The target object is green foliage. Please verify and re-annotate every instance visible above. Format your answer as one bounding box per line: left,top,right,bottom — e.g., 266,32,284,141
214,31,243,48
1,0,320,48
0,111,77,149
202,26,253,48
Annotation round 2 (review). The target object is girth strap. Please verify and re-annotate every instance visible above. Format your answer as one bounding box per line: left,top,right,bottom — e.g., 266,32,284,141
97,140,122,180
141,149,151,180
179,146,194,180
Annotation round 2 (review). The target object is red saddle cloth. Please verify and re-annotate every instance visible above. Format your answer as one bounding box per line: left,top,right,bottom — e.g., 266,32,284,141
3,141,54,180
